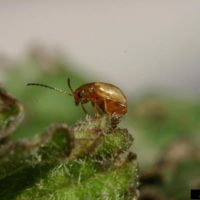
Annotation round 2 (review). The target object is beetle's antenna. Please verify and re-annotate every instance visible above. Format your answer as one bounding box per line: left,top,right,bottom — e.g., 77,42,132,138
27,83,69,95
67,78,74,95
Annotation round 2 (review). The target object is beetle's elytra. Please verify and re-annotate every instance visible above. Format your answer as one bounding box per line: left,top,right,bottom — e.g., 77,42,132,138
27,79,127,116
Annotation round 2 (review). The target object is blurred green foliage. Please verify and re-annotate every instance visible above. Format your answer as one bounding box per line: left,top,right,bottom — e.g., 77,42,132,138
4,53,87,139
128,96,200,167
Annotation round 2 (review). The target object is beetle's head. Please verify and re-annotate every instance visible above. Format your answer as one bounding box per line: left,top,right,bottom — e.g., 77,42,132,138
74,89,87,105
67,78,87,106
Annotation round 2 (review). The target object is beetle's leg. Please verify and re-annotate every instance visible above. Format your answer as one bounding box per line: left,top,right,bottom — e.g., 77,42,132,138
91,102,100,117
81,103,88,114
103,99,109,113
94,103,100,117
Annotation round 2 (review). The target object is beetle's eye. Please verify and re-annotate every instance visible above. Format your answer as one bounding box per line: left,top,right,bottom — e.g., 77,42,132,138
78,90,84,98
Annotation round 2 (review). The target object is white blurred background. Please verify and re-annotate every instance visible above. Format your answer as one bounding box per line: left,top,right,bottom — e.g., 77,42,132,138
0,0,200,96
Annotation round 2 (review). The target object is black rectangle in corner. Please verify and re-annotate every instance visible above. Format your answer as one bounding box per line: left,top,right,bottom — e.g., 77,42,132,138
191,189,200,199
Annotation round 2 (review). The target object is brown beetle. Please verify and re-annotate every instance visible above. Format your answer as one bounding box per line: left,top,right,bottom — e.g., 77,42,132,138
27,79,127,116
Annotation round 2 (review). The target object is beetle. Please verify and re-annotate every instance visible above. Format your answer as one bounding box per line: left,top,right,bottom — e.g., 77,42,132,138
27,79,127,116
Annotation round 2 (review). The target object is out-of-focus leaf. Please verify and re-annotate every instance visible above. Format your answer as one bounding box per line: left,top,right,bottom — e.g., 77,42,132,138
0,85,24,140
128,95,200,168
